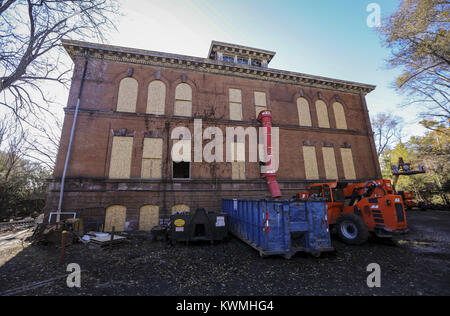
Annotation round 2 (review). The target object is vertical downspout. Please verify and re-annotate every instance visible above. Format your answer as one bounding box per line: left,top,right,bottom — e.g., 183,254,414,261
57,49,89,221
257,110,282,198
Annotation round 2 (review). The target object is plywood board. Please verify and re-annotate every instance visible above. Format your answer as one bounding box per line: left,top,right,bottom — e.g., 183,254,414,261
175,83,192,101
104,205,126,232
141,158,162,179
230,102,243,121
109,136,133,179
117,78,138,113
232,161,245,180
171,204,190,214
322,147,338,180
143,138,163,159
341,148,356,180
174,100,192,117
139,205,159,231
229,88,242,103
315,100,330,128
147,80,166,114
297,98,312,126
254,91,267,106
231,142,245,162
303,146,319,180
333,102,347,129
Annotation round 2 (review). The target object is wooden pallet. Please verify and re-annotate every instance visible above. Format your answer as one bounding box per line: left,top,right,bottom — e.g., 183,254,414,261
89,235,126,248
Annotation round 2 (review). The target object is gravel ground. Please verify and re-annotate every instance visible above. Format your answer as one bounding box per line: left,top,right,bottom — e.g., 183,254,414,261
0,210,449,296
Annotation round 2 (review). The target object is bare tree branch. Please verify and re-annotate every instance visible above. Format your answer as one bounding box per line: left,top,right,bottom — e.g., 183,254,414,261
372,113,403,157
379,0,450,127
0,0,119,168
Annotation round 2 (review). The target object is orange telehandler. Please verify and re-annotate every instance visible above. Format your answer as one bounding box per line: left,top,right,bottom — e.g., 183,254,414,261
391,157,426,210
295,179,408,245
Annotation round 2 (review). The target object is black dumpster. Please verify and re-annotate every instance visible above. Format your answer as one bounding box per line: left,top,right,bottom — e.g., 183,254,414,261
169,208,228,244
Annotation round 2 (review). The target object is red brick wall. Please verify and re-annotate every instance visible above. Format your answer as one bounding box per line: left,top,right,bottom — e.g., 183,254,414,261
46,56,381,230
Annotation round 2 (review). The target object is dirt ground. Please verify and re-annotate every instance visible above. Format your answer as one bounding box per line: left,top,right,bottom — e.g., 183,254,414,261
0,210,449,296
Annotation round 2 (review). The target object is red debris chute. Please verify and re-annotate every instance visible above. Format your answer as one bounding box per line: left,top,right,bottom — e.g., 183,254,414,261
257,110,282,198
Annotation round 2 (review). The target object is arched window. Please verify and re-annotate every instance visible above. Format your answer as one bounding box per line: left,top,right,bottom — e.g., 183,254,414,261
315,100,330,128
174,83,192,116
171,204,190,214
333,102,347,129
139,205,159,231
147,80,166,114
117,77,138,112
105,205,126,232
297,97,312,126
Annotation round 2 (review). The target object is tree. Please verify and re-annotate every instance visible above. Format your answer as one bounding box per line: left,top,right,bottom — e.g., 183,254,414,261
372,112,403,157
380,123,449,205
0,0,119,168
0,116,51,219
0,116,27,184
379,0,450,127
0,0,119,118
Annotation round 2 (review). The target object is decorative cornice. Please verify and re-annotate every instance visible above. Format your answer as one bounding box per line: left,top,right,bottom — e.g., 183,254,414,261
61,39,376,95
207,40,276,63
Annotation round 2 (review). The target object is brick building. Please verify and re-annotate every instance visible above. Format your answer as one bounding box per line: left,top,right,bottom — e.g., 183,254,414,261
45,40,380,231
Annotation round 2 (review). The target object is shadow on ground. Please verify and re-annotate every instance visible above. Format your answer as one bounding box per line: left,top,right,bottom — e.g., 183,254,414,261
0,210,449,296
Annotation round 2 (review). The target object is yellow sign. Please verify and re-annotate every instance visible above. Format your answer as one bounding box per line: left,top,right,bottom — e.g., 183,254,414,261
174,219,185,227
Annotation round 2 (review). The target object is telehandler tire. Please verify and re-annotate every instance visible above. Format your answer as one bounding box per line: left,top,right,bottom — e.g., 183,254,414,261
336,214,369,245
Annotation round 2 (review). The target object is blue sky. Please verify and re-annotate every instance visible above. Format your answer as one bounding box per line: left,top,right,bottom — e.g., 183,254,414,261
109,0,424,138
0,0,425,148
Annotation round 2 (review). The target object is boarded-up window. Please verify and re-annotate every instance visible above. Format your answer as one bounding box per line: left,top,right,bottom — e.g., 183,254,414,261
303,146,319,180
174,83,192,116
172,204,190,214
109,136,133,179
139,205,159,231
147,80,166,114
231,141,245,162
315,100,330,128
231,141,245,180
142,138,163,179
105,205,126,232
333,102,347,129
254,91,267,118
341,148,356,180
322,147,338,180
229,88,243,120
117,77,138,113
297,98,312,126
232,162,245,179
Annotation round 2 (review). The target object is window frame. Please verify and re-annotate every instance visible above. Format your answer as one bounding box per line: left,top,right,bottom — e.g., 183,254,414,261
172,161,191,179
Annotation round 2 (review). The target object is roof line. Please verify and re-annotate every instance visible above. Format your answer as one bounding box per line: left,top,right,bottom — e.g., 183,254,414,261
61,39,376,93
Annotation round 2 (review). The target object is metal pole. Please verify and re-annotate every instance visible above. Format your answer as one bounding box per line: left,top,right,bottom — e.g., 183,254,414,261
60,230,67,264
57,51,89,221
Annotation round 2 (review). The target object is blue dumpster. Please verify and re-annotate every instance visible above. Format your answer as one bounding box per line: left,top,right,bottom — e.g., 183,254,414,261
222,199,334,259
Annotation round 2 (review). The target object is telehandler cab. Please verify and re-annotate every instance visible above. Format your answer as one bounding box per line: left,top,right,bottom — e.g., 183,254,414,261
296,179,408,245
